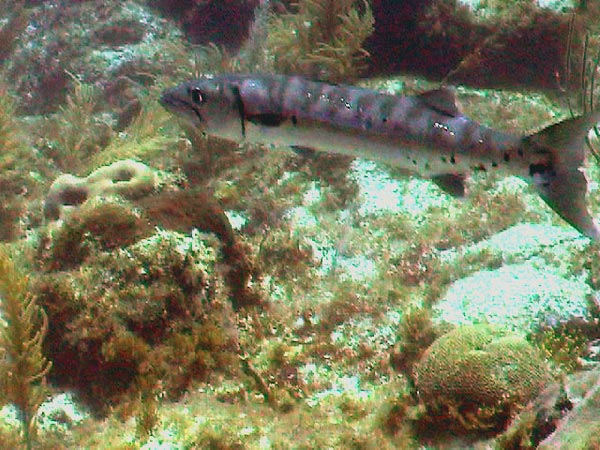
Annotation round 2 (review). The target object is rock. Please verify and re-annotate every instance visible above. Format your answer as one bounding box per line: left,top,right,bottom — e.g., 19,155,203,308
434,263,591,333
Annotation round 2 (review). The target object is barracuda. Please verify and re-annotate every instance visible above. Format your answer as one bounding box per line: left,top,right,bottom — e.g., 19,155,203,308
161,73,600,240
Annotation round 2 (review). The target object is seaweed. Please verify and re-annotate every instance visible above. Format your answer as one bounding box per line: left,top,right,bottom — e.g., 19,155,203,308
0,3,30,64
45,75,111,172
0,86,27,172
90,97,176,168
0,247,52,450
267,0,374,81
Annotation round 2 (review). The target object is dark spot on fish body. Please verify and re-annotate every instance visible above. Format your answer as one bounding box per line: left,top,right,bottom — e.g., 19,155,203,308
529,163,553,177
355,93,379,130
450,155,456,164
412,159,417,165
271,77,288,108
491,161,498,168
247,113,286,127
529,162,556,187
378,97,396,125
292,115,298,126
503,152,510,162
441,156,447,164
518,148,524,157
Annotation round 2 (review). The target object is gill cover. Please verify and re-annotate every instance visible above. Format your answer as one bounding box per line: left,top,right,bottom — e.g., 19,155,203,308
160,77,247,136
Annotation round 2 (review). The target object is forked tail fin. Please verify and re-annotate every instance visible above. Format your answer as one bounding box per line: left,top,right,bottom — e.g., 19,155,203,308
525,112,600,240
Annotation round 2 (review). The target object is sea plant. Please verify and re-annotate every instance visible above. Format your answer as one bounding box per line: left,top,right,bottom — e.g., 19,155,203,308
0,85,27,172
90,97,177,168
0,3,29,64
267,0,374,81
0,247,52,450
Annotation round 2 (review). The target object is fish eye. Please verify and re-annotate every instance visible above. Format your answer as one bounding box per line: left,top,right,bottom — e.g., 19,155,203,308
190,87,205,104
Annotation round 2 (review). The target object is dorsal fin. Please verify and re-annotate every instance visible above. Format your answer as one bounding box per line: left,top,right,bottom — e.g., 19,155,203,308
418,87,460,117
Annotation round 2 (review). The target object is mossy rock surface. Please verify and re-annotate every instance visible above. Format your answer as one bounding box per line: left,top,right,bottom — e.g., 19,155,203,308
415,324,552,431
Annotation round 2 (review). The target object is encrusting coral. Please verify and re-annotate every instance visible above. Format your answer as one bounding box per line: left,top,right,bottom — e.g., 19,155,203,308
43,159,162,220
0,247,51,450
414,324,553,433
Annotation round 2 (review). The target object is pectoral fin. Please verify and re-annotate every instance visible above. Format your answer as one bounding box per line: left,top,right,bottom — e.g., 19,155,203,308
431,173,466,197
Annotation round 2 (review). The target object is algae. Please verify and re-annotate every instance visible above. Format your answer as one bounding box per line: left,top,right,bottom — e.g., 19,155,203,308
267,0,374,81
0,247,51,450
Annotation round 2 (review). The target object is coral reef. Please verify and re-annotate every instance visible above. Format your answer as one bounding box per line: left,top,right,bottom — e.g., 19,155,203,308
0,0,598,447
0,247,51,449
414,324,553,433
497,366,600,449
44,198,148,270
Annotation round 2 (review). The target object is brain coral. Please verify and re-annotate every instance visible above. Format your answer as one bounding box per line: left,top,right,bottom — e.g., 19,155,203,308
414,324,552,432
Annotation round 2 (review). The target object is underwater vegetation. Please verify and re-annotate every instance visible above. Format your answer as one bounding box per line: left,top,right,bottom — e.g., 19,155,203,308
0,248,51,450
0,88,33,242
0,2,29,64
149,0,260,50
35,223,239,415
267,0,374,81
0,0,599,448
46,77,109,172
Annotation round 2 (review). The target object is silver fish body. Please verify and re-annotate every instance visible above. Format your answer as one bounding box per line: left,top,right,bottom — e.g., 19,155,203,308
161,74,600,240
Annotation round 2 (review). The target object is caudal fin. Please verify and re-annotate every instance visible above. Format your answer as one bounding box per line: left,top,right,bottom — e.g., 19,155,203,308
525,112,600,240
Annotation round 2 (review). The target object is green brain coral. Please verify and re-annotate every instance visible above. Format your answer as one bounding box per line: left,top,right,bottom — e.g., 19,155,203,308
414,324,553,432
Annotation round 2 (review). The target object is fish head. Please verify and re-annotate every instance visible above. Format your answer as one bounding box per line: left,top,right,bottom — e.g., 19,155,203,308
160,77,245,138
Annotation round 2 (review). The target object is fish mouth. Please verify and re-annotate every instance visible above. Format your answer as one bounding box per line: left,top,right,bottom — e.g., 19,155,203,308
160,88,203,123
159,89,181,112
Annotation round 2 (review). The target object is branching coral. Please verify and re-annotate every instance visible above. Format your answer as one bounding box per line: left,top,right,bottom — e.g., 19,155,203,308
267,0,374,81
0,247,51,450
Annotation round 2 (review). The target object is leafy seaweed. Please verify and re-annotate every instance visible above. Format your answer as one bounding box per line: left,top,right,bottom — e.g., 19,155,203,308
0,247,51,450
267,0,374,81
